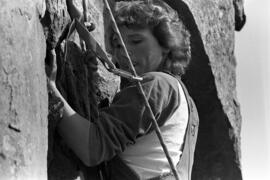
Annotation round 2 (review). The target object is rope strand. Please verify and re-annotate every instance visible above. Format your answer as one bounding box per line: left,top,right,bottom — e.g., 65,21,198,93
103,0,180,179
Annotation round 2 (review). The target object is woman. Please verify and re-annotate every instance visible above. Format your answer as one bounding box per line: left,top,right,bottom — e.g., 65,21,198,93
47,0,198,179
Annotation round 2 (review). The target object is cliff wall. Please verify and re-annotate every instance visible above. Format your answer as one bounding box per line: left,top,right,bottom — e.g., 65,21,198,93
0,0,47,179
0,0,245,179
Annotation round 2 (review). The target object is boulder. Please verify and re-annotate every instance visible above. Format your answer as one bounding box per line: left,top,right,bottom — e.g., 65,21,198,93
41,0,119,179
0,0,47,179
43,0,246,179
0,0,246,179
163,0,245,179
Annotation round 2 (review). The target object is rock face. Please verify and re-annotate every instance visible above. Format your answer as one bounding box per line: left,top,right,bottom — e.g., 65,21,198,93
41,0,119,179
163,0,245,179
0,0,246,179
0,0,47,179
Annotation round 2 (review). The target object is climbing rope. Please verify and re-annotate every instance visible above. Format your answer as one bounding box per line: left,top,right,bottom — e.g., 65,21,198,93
103,0,180,179
60,0,179,179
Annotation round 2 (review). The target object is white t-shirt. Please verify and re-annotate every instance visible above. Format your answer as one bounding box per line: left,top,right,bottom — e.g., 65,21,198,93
120,81,189,179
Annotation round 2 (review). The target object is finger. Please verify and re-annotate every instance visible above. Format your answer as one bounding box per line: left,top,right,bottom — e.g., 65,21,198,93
46,49,56,67
49,49,57,71
45,64,51,77
88,58,98,69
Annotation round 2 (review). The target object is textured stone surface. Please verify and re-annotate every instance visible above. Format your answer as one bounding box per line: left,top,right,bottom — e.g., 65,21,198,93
0,0,245,179
163,0,244,179
233,0,246,31
41,0,119,106
43,0,245,179
0,0,47,179
42,0,119,179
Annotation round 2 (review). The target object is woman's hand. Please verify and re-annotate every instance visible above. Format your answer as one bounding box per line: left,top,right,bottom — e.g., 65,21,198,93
45,49,57,89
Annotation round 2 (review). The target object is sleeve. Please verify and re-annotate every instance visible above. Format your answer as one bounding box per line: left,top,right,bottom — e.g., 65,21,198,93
88,72,180,166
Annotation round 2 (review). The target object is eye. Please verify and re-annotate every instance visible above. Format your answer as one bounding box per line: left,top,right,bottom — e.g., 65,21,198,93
130,39,143,45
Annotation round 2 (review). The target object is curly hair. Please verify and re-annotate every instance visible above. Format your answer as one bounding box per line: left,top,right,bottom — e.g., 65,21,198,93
113,0,191,76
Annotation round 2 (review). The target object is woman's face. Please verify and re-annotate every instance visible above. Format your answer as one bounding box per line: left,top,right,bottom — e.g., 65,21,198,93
112,26,167,75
